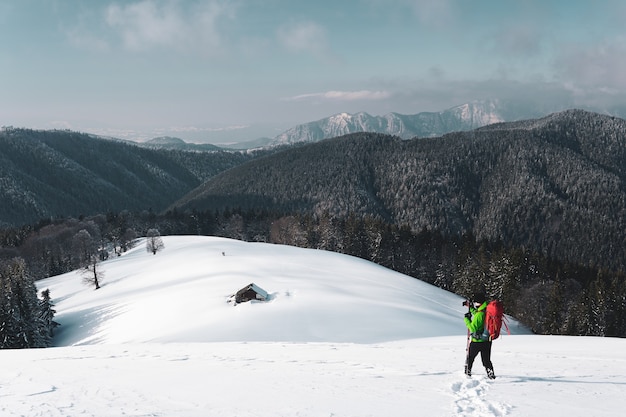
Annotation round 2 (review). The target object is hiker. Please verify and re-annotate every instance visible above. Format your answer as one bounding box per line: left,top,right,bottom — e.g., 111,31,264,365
463,292,496,379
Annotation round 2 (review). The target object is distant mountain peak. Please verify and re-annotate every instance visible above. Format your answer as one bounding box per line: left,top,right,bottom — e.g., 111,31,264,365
269,99,540,146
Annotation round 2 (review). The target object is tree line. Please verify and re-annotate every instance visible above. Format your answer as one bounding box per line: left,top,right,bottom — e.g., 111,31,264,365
1,207,624,347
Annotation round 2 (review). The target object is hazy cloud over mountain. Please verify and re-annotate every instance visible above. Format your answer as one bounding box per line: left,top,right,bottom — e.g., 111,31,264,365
2,0,626,142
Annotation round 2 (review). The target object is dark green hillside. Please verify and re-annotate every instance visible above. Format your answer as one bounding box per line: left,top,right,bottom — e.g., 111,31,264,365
173,134,398,217
0,129,252,226
171,110,626,272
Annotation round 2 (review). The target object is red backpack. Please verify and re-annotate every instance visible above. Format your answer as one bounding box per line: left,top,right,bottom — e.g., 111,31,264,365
483,300,510,341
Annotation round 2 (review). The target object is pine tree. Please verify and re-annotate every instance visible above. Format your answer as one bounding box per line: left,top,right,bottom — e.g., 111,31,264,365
0,258,49,348
588,272,608,336
545,276,564,334
38,289,59,340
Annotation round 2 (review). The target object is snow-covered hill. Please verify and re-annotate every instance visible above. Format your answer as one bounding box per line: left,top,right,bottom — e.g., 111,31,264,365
40,235,472,345
0,236,622,416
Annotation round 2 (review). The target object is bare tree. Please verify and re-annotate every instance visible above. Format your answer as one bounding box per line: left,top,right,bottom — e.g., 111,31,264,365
82,255,103,290
146,229,164,255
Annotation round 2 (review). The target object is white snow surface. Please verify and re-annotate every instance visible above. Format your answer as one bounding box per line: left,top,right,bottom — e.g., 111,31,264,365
1,235,623,416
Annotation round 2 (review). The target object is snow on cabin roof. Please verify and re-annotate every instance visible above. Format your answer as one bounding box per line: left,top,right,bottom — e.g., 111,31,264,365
241,283,268,298
232,283,269,304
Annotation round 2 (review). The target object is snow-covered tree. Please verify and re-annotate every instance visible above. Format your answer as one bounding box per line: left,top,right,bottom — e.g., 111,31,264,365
146,229,164,255
72,229,97,268
38,289,59,341
0,258,50,348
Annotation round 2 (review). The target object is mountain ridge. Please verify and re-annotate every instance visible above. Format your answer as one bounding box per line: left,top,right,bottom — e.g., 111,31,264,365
270,99,545,146
120,100,548,150
4,109,626,273
0,128,256,226
171,109,626,272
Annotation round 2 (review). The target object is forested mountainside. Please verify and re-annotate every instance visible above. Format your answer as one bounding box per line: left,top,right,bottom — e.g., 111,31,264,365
172,110,626,272
0,128,256,226
2,110,626,337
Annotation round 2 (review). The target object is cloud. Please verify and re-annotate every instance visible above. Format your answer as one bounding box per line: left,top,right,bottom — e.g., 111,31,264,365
556,38,626,92
164,125,250,133
99,0,233,53
65,27,111,52
276,21,330,56
409,0,456,27
365,0,456,25
285,90,392,102
489,23,543,57
106,1,181,49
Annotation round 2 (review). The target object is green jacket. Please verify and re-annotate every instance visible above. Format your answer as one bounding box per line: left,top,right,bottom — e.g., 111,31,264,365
464,301,488,342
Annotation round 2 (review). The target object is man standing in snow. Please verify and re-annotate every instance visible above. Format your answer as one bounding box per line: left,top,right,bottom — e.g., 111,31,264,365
463,292,496,379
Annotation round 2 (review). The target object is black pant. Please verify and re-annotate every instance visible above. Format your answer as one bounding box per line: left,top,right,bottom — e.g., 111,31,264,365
466,340,493,371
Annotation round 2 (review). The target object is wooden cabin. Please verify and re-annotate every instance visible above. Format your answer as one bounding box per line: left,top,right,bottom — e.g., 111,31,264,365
233,283,269,304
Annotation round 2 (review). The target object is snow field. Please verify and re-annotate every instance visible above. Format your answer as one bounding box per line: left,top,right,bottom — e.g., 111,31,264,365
0,235,622,416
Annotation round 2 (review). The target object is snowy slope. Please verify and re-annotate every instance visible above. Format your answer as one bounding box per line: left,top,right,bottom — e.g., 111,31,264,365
0,236,623,417
40,235,475,345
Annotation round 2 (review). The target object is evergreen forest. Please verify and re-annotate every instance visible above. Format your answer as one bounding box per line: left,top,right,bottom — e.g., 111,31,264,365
2,110,626,346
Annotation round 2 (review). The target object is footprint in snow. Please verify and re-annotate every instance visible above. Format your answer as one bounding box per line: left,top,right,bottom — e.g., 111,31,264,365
451,377,511,417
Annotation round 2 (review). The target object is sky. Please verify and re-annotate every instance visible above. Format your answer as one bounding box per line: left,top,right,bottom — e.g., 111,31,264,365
2,235,619,416
2,0,626,143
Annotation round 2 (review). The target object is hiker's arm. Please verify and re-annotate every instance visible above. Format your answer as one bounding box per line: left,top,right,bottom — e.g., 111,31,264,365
464,311,483,332
463,306,476,328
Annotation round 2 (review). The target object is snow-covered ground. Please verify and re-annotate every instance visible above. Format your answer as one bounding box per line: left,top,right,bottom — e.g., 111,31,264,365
1,236,623,416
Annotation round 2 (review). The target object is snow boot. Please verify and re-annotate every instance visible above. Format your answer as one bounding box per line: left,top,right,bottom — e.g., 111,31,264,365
486,367,496,379
464,365,471,378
